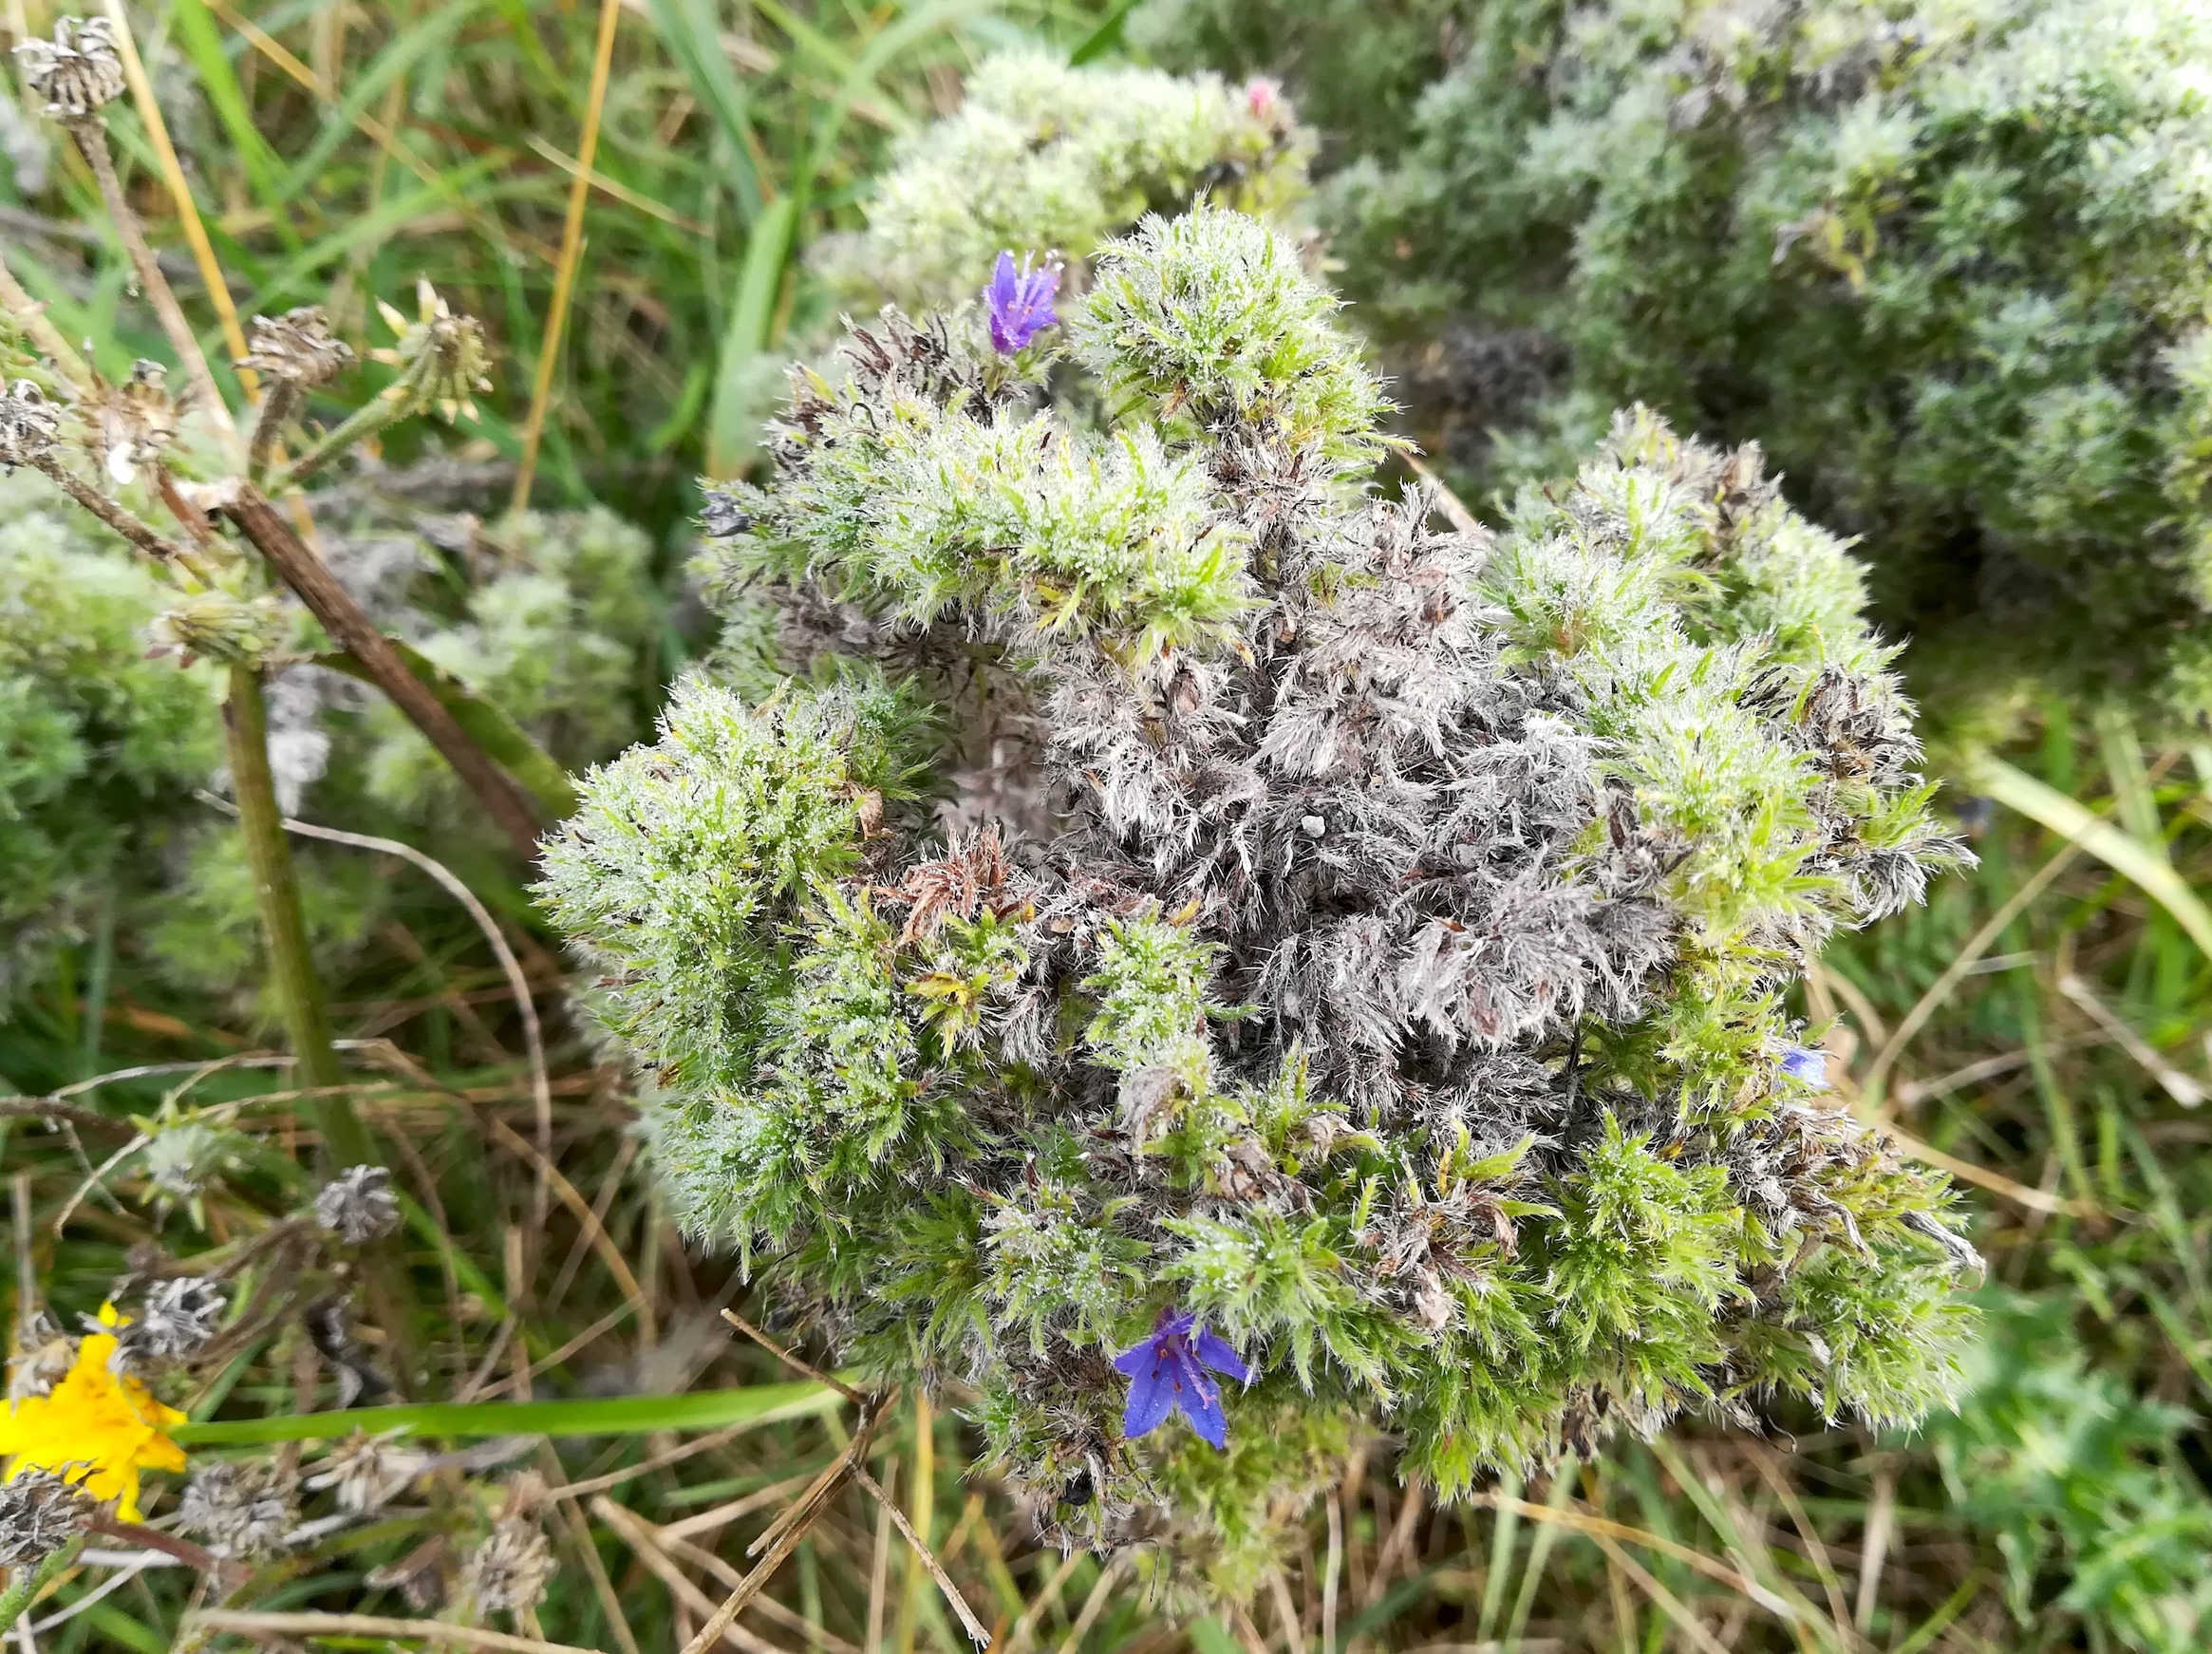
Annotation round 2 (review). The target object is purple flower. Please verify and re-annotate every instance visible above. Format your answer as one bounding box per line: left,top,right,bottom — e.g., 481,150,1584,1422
1112,1308,1249,1449
1781,1046,1828,1088
984,252,1059,354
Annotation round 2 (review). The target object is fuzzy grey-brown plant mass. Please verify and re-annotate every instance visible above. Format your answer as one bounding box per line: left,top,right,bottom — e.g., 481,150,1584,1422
177,1460,296,1559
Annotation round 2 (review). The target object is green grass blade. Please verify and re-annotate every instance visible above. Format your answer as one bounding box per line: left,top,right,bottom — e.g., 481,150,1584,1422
278,0,492,199
1069,0,1143,65
798,0,996,200
171,0,299,249
647,0,766,218
173,1379,841,1445
1973,756,2212,961
706,193,798,477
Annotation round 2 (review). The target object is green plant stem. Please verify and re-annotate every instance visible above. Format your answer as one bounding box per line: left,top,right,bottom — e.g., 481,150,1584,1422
224,660,428,1384
265,392,406,493
222,660,366,1162
0,1534,85,1636
173,1379,839,1445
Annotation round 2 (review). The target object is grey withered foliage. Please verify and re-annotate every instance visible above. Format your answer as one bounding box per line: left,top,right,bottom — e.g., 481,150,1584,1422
539,203,1977,1594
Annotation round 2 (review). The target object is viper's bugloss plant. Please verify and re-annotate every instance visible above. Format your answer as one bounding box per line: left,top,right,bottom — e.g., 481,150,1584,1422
813,51,1312,312
1144,0,2212,728
539,203,1978,1595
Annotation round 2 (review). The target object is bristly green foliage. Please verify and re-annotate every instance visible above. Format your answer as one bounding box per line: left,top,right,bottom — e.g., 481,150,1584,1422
540,201,1977,1597
1142,0,2212,728
815,51,1311,311
0,475,219,1010
1926,1292,2212,1653
1079,207,1388,466
0,495,665,1012
353,506,664,828
703,315,1249,658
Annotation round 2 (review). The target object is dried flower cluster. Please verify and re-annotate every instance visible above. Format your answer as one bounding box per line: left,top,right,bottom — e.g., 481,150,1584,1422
541,203,1977,1591
11,16,123,124
238,307,357,388
177,1459,294,1560
314,1164,403,1247
458,1514,554,1617
0,1469,95,1569
108,1277,227,1372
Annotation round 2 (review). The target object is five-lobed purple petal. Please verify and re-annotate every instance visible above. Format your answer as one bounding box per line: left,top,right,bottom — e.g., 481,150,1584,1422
984,252,1059,354
1112,1309,1250,1449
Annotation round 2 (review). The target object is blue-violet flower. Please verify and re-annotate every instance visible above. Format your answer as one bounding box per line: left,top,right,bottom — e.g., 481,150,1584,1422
1781,1046,1828,1087
1112,1308,1249,1448
984,252,1059,354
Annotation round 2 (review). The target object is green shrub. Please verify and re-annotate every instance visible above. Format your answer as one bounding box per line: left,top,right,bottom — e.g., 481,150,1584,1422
1927,1292,2212,1654
540,203,1978,1592
0,474,219,1008
814,50,1312,311
1144,0,2212,727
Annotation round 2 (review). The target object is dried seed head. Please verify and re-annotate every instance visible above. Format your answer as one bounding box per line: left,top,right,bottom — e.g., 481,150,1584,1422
314,1164,402,1246
457,1516,554,1617
303,1430,417,1515
372,280,493,423
14,17,124,123
82,359,177,486
177,1459,295,1559
0,379,62,471
149,589,287,667
240,307,356,387
0,1468,95,1568
109,1277,227,1372
11,1312,76,1402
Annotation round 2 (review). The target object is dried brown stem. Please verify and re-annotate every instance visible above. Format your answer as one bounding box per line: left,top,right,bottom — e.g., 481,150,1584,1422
68,122,236,454
187,1611,595,1654
851,1461,992,1647
217,481,547,858
0,1097,138,1137
681,1394,890,1654
720,1307,867,1404
247,378,303,479
84,1515,231,1578
24,451,187,560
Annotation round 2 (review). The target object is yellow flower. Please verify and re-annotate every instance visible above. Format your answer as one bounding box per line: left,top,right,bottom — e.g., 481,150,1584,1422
0,1304,186,1522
